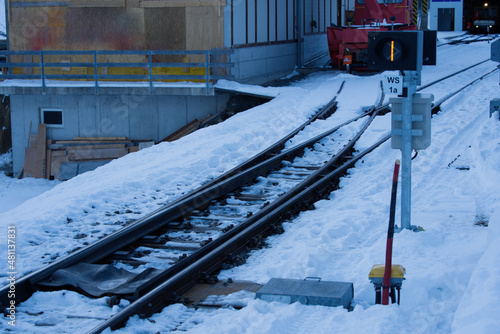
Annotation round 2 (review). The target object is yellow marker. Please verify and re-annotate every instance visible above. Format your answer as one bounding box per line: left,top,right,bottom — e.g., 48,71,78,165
391,41,394,61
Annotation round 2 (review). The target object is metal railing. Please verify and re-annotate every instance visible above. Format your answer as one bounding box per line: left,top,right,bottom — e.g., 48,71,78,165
0,49,234,94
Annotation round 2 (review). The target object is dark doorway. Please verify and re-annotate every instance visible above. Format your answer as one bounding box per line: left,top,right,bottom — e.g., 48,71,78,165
438,8,455,31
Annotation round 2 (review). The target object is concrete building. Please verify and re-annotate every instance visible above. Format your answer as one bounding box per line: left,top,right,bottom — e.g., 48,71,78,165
429,0,463,31
1,0,337,177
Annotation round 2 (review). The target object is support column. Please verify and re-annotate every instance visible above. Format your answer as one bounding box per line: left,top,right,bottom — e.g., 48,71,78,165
400,71,418,230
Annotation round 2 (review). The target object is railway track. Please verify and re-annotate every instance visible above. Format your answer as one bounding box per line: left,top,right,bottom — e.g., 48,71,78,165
0,80,350,325
2,61,498,333
438,33,498,47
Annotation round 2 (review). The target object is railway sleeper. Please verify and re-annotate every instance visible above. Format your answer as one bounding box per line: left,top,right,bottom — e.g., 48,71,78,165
138,235,170,246
287,164,321,170
181,225,220,234
233,193,267,201
267,174,306,181
163,241,202,251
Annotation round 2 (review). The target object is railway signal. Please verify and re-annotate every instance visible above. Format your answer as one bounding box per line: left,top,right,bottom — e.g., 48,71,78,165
367,31,423,71
367,30,437,71
368,30,436,231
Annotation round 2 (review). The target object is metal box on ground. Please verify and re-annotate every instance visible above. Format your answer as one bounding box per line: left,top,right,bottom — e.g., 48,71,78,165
255,278,353,309
390,93,434,150
491,98,500,118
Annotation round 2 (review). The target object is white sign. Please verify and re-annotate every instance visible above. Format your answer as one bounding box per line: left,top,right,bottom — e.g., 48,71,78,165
383,75,403,95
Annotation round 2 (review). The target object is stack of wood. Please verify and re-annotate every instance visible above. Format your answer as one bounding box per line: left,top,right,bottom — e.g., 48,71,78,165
22,124,153,180
22,111,227,180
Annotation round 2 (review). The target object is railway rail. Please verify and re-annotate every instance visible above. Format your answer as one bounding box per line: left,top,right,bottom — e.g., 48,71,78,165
438,33,498,47
2,60,498,333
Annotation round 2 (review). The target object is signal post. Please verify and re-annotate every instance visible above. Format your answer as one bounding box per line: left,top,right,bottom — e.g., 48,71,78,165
368,30,436,231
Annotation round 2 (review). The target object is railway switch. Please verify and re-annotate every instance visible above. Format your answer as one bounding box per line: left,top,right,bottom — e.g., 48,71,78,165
369,264,405,304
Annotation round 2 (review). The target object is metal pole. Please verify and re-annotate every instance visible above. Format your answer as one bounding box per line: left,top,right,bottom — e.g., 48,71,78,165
400,71,417,230
41,51,45,94
94,51,99,94
205,50,210,95
149,50,153,94
296,0,303,68
4,0,10,75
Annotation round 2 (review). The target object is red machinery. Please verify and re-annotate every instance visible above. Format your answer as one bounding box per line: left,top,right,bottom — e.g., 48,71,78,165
327,0,416,70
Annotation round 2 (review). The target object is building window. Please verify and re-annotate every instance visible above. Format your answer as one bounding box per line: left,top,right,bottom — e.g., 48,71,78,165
41,108,64,128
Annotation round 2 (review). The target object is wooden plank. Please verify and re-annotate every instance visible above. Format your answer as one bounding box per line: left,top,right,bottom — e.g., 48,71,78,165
66,144,127,150
54,140,132,144
36,124,47,179
199,110,225,127
23,147,38,178
29,134,38,149
72,136,128,141
67,148,129,161
46,149,52,179
48,143,127,150
51,153,69,180
160,119,200,142
129,146,139,153
45,139,53,179
169,121,201,141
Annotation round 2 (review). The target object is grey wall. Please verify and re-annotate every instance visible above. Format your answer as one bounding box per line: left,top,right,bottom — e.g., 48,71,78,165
10,89,230,175
229,34,328,84
231,43,298,83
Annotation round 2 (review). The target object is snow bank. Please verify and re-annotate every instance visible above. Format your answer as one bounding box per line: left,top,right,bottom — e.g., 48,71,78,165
452,208,500,333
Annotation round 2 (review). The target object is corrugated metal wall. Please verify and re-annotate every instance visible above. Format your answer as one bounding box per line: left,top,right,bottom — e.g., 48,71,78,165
230,0,337,47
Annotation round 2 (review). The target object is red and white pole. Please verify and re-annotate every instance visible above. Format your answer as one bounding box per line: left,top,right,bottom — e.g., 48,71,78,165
382,160,400,305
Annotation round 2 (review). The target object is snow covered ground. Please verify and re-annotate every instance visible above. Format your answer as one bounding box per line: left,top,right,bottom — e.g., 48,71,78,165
1,33,500,333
